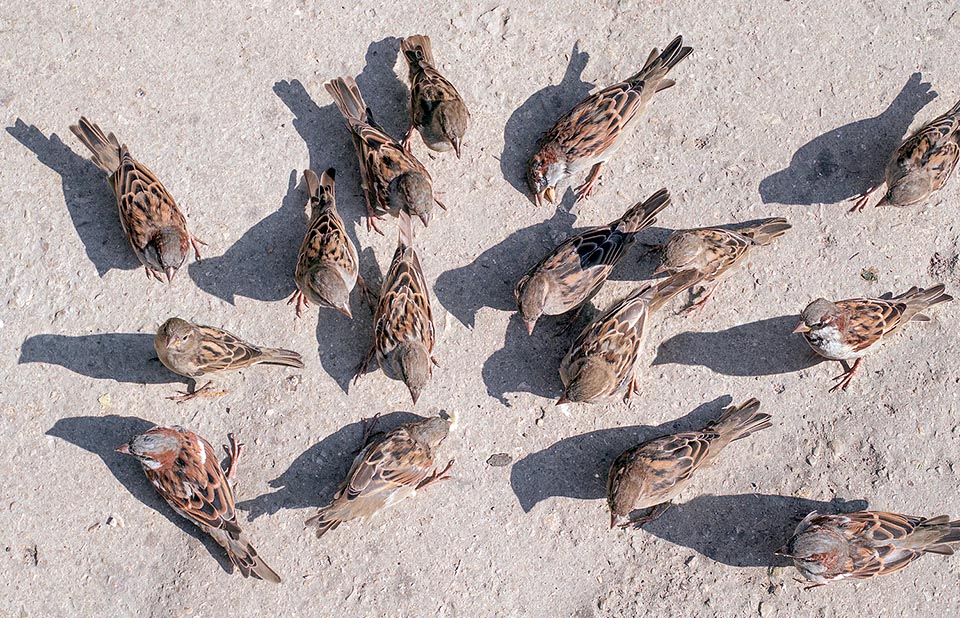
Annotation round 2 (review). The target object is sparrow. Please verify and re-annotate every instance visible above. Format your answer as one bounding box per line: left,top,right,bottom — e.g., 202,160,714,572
69,117,204,282
287,168,365,318
155,317,304,401
356,213,435,404
326,76,444,234
655,218,792,312
306,414,454,537
558,269,698,404
516,188,671,335
794,284,952,392
116,426,281,582
778,510,960,588
527,35,692,206
400,34,469,157
852,98,960,211
607,398,771,528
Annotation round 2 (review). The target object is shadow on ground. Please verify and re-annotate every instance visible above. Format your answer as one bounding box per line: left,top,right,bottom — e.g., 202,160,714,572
19,333,179,385
6,119,141,276
238,411,423,520
46,415,233,573
759,72,936,205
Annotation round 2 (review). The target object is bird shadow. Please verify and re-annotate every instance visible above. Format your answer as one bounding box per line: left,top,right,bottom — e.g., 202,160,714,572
500,42,594,200
237,411,422,520
19,333,180,385
643,494,869,568
6,119,141,276
354,36,410,141
652,315,821,377
759,72,937,205
45,415,233,573
188,170,302,304
510,395,733,512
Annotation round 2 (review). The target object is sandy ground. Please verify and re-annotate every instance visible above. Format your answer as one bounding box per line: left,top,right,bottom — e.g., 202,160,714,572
2,1,960,616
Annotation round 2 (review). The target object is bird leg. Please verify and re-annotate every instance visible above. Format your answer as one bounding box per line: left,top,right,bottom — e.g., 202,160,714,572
619,501,672,529
356,275,376,311
359,412,381,446
363,201,386,235
829,358,862,392
353,345,377,384
623,375,642,403
683,280,722,315
849,183,883,213
574,163,604,202
402,126,415,152
167,380,226,403
146,266,164,282
287,289,308,318
417,459,455,489
190,235,207,261
224,433,244,484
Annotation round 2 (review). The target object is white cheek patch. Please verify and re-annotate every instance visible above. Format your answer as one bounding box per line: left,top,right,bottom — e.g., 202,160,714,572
143,459,163,470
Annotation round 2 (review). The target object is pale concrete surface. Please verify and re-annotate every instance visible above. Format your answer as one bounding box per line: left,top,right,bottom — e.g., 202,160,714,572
2,1,959,616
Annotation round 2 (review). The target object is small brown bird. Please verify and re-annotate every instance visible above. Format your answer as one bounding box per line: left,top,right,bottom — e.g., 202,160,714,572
326,76,443,234
607,398,770,528
655,218,792,312
356,213,435,404
305,414,454,538
69,117,204,282
558,270,697,404
852,98,960,211
778,510,960,588
527,35,692,206
794,284,952,392
287,168,364,318
117,426,281,582
516,188,671,335
155,317,304,401
400,34,470,157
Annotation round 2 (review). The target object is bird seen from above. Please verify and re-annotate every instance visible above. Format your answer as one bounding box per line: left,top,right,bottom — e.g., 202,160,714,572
69,117,205,282
655,217,792,312
778,510,960,588
306,413,454,538
851,97,960,212
794,284,952,392
516,188,671,335
356,213,436,404
116,426,281,583
326,76,444,234
400,34,469,158
288,168,365,319
607,398,771,529
155,317,304,402
558,269,698,404
526,34,692,206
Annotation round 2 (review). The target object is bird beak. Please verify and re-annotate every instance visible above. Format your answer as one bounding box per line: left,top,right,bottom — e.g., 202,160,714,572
337,303,353,319
556,392,570,405
419,211,431,227
409,387,421,405
610,512,618,530
164,267,176,283
524,319,536,336
544,187,557,205
115,443,130,455
792,322,811,334
452,137,462,159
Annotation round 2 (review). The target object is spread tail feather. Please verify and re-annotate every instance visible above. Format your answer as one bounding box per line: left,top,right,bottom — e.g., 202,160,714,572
258,348,304,368
69,117,122,175
740,218,792,246
224,534,281,583
628,35,693,89
305,510,343,538
947,98,960,118
615,188,671,233
893,284,952,321
325,76,368,124
705,398,772,442
303,168,336,216
401,34,435,67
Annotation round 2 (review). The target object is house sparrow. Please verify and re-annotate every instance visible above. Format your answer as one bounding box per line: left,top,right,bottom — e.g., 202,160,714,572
795,284,952,392
778,510,960,587
558,269,698,404
516,189,671,335
400,35,469,157
116,426,281,582
655,218,791,312
69,117,204,282
608,398,771,528
356,213,435,404
156,317,304,401
852,98,960,211
305,414,454,537
527,35,692,206
326,76,443,234
287,168,364,318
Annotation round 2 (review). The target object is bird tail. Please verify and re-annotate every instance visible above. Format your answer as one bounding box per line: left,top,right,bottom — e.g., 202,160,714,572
69,117,122,175
739,218,792,246
705,398,772,442
257,347,304,368
615,188,671,233
303,168,337,216
646,269,700,313
305,509,343,539
916,516,960,555
628,35,693,92
401,35,435,67
946,98,960,118
325,76,369,124
893,284,952,322
222,532,281,583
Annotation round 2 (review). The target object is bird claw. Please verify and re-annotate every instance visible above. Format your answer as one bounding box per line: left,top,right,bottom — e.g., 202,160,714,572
167,381,225,403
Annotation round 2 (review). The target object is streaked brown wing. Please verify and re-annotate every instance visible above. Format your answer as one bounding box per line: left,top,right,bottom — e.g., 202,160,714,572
570,291,651,387
354,123,431,216
698,229,753,279
296,208,357,280
194,325,264,372
633,431,715,498
835,299,908,352
342,427,434,502
840,511,924,579
412,65,465,126
375,246,435,356
543,81,643,159
892,112,960,188
112,147,188,251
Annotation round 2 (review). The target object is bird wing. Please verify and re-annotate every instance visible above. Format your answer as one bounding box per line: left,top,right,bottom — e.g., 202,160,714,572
112,146,188,252
541,81,644,160
375,245,435,356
